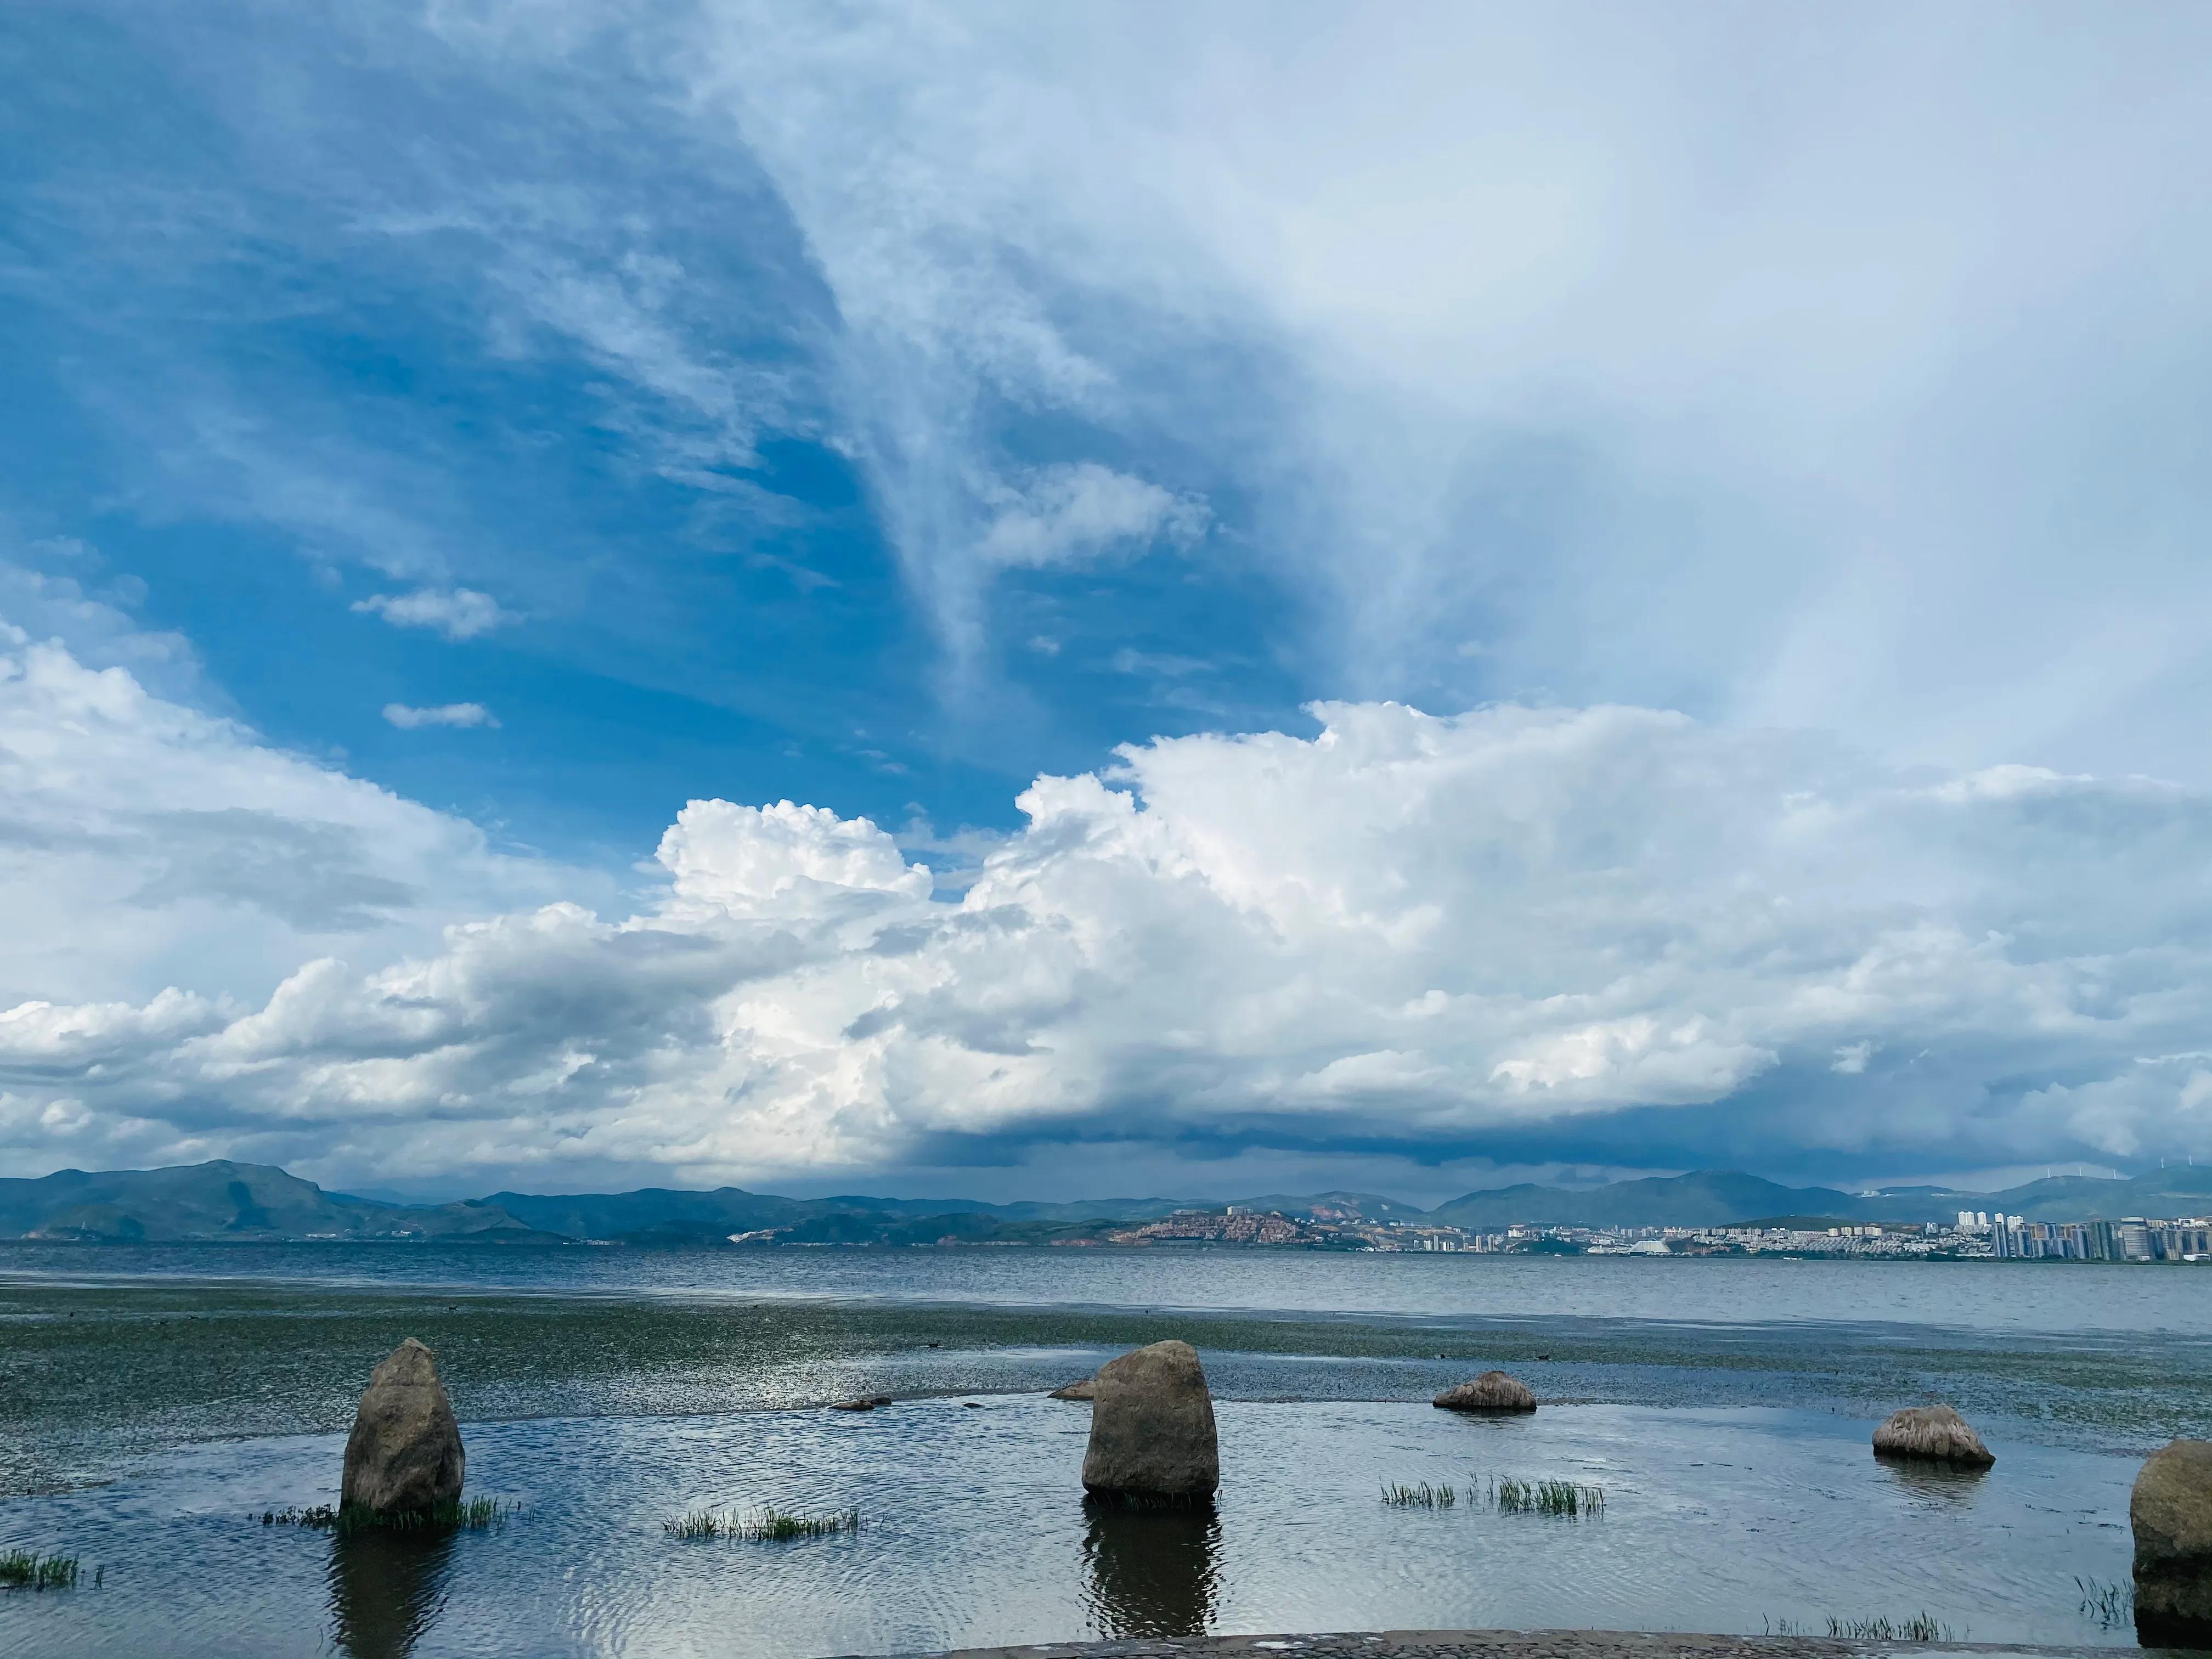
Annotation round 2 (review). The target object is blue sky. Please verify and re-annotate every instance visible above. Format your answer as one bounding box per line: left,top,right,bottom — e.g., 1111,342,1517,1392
3,2,2211,1201
3,1,1313,859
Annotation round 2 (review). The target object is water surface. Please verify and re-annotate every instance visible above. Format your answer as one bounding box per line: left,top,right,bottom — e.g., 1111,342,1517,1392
0,1245,2191,1656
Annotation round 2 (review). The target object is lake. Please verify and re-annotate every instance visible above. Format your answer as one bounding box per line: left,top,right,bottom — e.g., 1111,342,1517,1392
1,1245,2205,1657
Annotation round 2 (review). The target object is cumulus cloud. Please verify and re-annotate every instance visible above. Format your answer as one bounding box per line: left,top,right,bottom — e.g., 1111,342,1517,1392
7,686,2211,1188
353,588,517,640
0,628,590,1021
383,702,500,730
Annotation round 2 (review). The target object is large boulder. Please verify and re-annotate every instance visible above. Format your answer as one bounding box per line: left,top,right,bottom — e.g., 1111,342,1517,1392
2134,1438,2212,1645
1081,1340,1218,1505
1434,1370,1537,1414
1870,1404,1994,1468
342,1338,465,1514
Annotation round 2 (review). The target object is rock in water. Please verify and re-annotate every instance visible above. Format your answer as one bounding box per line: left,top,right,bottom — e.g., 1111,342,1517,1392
1433,1370,1537,1414
1049,1377,1096,1401
2134,1438,2212,1645
1870,1404,1994,1468
342,1338,465,1514
1082,1340,1218,1504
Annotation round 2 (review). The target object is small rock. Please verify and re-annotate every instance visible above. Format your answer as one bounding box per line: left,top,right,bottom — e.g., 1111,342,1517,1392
1433,1370,1537,1414
1049,1377,1096,1401
1871,1404,1994,1468
830,1395,894,1411
341,1338,464,1514
2134,1437,2212,1645
1082,1340,1218,1505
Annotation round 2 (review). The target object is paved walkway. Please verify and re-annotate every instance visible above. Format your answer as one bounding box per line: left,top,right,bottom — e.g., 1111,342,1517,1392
843,1631,2121,1659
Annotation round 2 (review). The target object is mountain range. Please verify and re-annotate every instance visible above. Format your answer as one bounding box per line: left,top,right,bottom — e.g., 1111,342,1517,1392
2,1159,2209,1246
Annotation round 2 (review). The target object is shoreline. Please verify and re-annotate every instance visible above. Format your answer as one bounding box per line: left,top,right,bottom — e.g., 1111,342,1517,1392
843,1632,2128,1658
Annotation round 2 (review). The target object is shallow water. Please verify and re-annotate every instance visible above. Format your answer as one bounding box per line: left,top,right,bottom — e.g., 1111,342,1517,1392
0,1396,2145,1658
0,1246,2192,1655
9,1240,2210,1336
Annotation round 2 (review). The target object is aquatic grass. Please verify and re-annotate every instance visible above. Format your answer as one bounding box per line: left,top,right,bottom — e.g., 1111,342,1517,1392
1492,1475,1605,1517
2077,1575,2134,1628
1765,1612,1961,1641
258,1497,516,1535
1381,1476,1605,1517
663,1505,861,1542
0,1550,83,1590
1823,1613,1959,1641
1380,1481,1458,1508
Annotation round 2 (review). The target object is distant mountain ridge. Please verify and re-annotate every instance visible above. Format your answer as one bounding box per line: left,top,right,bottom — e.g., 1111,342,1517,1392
0,1162,555,1244
1,1159,2208,1244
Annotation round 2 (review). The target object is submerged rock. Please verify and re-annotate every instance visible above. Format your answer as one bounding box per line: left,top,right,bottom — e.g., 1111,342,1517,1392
1081,1340,1218,1505
2134,1438,2212,1645
1870,1404,1994,1468
1049,1377,1096,1401
1433,1370,1537,1414
341,1338,464,1514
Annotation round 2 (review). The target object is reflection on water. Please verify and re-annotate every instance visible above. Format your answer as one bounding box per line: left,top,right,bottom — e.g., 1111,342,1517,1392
1080,1499,1220,1639
1875,1457,1990,1505
327,1529,454,1659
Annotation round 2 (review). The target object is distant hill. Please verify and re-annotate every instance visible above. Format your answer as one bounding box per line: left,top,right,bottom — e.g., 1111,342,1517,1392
0,1161,551,1243
1428,1171,1881,1229
1979,1165,2212,1222
480,1186,1198,1244
2,1159,2207,1245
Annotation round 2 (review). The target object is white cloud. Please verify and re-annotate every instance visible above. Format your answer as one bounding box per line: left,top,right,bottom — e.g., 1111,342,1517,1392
8,687,2212,1188
0,627,590,1019
353,588,517,640
1831,1042,1874,1076
975,464,1206,569
644,1,2212,777
382,702,500,730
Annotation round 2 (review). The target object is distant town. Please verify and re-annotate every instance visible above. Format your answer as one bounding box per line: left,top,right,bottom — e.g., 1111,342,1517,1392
1095,1204,2212,1261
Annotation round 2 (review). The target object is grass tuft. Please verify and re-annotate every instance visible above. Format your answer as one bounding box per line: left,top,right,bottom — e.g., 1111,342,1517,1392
1381,1481,1458,1508
1381,1475,1606,1517
1493,1475,1605,1517
664,1505,861,1541
2077,1575,2134,1628
259,1497,516,1535
0,1551,80,1590
1823,1613,1957,1641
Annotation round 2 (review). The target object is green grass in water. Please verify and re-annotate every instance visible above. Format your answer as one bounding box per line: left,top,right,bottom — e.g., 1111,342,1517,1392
259,1496,515,1534
0,1550,83,1590
1804,1614,1958,1641
1380,1481,1459,1508
664,1505,861,1541
2077,1575,2134,1628
1765,1614,1960,1641
1496,1476,1605,1516
1382,1475,1606,1516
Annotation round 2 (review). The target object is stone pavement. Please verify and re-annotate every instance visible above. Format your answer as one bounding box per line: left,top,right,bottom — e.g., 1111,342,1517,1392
841,1631,2125,1659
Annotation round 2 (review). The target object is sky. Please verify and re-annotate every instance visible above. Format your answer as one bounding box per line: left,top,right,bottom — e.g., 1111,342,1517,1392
3,1,2211,1204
